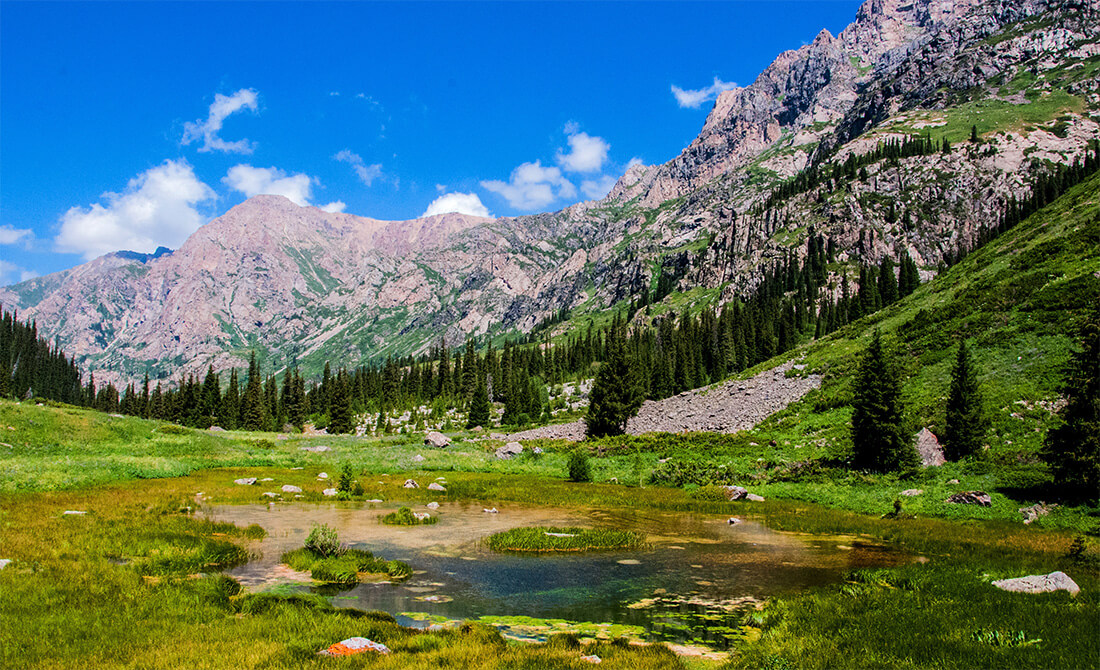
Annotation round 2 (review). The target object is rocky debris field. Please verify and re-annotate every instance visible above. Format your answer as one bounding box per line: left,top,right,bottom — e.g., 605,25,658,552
509,361,821,441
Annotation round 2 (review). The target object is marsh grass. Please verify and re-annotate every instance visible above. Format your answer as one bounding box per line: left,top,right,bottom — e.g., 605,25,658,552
484,526,646,552
282,540,413,584
381,506,438,526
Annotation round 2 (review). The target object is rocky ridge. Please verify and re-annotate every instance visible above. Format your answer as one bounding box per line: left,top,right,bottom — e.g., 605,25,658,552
2,0,1098,384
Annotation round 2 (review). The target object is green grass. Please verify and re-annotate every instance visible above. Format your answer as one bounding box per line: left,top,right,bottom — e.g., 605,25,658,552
483,526,646,552
380,506,438,526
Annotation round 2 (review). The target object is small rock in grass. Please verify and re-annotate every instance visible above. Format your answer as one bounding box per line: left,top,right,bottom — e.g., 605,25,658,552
483,507,498,514
318,472,329,480
299,446,331,453
947,478,959,484
427,502,440,510
428,482,446,492
495,442,523,460
404,479,419,489
580,654,601,663
746,493,765,502
323,488,337,497
260,477,274,482
319,637,391,656
234,478,257,486
1019,502,1054,524
412,454,425,463
62,510,86,516
366,499,384,503
0,559,11,570
413,512,433,521
945,491,990,506
424,431,451,448
282,485,303,493
262,492,279,498
992,571,1080,595
727,517,742,525
900,489,924,496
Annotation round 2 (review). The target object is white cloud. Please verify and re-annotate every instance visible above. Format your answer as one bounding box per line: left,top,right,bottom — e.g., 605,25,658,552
557,130,610,173
0,261,25,285
55,160,216,260
223,164,314,206
481,161,576,211
20,270,38,282
334,149,384,186
0,225,33,245
423,192,491,218
181,88,259,153
626,157,644,169
671,76,739,109
329,91,341,97
581,175,618,200
223,164,345,213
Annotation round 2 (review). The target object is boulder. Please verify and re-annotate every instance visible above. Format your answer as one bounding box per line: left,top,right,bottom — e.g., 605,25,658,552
323,488,337,497
281,485,303,493
426,502,440,509
319,637,391,657
234,477,257,486
746,493,765,502
992,571,1080,595
945,490,991,506
580,655,602,664
495,442,524,460
404,479,419,489
900,489,924,496
722,485,748,501
208,426,226,432
914,428,946,467
428,482,446,492
424,432,451,448
317,472,329,480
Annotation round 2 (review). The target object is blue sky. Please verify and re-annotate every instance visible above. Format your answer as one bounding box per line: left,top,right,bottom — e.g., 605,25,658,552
0,0,862,284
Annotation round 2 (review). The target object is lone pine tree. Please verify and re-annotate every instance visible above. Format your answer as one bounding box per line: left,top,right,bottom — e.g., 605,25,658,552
466,371,491,429
944,339,988,461
585,318,644,438
850,330,918,472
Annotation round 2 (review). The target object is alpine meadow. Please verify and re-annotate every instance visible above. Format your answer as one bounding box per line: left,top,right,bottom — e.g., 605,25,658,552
1,0,1098,668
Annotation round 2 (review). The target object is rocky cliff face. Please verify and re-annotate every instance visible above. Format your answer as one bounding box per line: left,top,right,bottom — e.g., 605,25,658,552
3,0,1098,384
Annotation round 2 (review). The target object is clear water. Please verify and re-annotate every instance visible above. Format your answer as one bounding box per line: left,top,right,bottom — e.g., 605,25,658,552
205,500,905,648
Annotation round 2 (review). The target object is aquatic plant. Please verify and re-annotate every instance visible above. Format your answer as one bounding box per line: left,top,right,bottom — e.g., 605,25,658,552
483,526,645,552
381,506,438,526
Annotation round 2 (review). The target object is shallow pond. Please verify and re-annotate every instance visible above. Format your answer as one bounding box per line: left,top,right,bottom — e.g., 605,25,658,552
206,499,907,649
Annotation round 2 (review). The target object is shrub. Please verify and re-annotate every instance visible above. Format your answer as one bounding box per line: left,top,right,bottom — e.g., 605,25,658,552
304,523,344,558
381,506,437,526
568,450,592,483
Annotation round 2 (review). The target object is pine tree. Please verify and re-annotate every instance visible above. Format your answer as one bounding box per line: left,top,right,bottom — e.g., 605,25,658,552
241,352,266,431
878,256,898,305
328,369,354,434
466,370,491,429
1043,310,1100,501
585,321,644,438
943,340,988,460
850,330,918,472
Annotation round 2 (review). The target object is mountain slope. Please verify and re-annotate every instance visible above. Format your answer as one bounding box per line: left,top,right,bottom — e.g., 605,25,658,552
3,0,1098,385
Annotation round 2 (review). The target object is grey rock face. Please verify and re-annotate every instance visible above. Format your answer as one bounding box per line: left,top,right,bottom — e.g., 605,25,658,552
915,428,946,467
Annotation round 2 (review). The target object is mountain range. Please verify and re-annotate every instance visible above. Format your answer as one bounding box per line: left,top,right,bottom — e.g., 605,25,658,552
3,0,1098,385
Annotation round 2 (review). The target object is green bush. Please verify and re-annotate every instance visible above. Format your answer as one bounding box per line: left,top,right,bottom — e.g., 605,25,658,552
381,506,438,526
303,523,344,557
568,450,592,483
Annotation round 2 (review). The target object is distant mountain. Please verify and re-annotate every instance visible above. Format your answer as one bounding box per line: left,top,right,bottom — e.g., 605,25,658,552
3,0,1098,385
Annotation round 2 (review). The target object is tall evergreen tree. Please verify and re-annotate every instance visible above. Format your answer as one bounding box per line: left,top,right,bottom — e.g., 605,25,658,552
585,320,644,438
1043,310,1100,501
943,340,988,460
466,370,491,429
241,352,266,431
328,370,354,434
850,330,917,471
